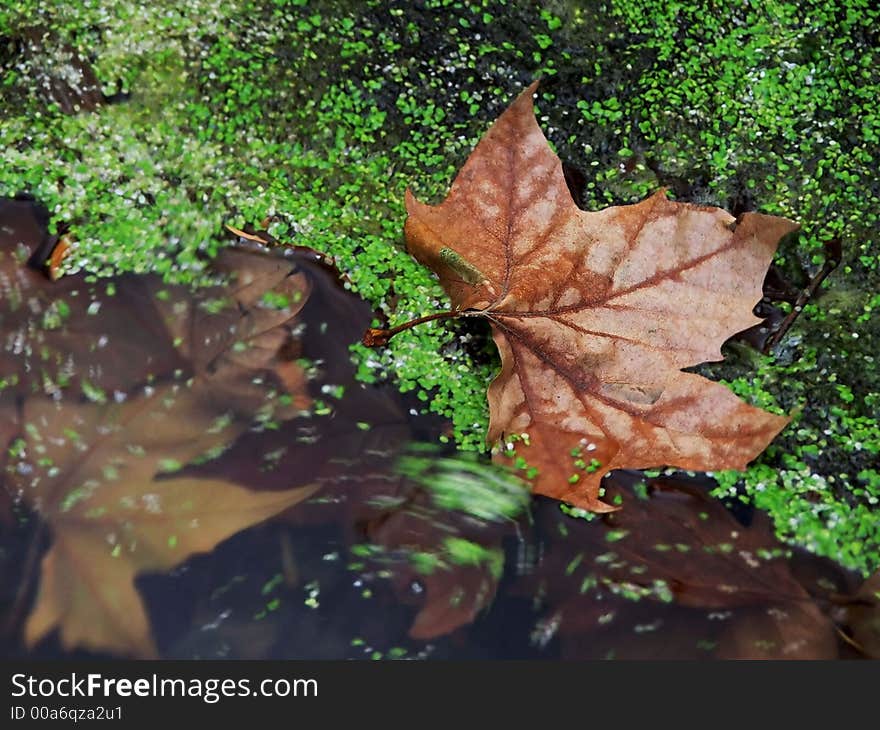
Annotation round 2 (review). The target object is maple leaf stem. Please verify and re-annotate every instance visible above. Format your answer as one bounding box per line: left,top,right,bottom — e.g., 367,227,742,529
362,310,462,347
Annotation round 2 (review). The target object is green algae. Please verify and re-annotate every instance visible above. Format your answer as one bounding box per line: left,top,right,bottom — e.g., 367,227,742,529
1,0,878,573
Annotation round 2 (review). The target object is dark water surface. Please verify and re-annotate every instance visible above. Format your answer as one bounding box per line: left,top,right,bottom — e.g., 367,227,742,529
1,198,876,660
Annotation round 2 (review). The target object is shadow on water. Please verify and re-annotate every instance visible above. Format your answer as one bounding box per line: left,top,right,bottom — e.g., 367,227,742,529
0,198,876,659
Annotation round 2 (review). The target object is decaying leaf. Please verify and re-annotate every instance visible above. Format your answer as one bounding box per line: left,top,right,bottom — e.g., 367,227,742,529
358,454,525,640
0,200,348,656
389,82,796,510
23,475,315,658
524,473,841,659
276,448,527,642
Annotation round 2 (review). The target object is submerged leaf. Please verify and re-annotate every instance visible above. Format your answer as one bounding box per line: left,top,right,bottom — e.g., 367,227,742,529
0,200,356,656
24,477,316,658
841,572,880,658
525,473,841,659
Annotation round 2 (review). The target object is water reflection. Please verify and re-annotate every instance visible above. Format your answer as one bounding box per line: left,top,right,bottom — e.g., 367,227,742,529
0,198,876,659
520,473,849,659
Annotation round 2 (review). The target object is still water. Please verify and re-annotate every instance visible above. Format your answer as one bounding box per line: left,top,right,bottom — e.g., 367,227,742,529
1,198,875,660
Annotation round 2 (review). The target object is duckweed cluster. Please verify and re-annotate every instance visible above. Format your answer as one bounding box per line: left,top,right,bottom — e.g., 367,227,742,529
1,0,877,572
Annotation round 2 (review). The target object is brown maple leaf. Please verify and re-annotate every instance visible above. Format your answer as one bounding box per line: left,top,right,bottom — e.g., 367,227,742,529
368,82,795,511
24,472,316,658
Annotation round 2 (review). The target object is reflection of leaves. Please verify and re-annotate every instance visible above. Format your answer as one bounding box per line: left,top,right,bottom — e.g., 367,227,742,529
398,83,794,510
0,200,353,656
840,572,880,658
396,450,530,523
597,474,809,608
368,454,527,639
25,476,315,658
293,450,529,640
524,473,843,659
